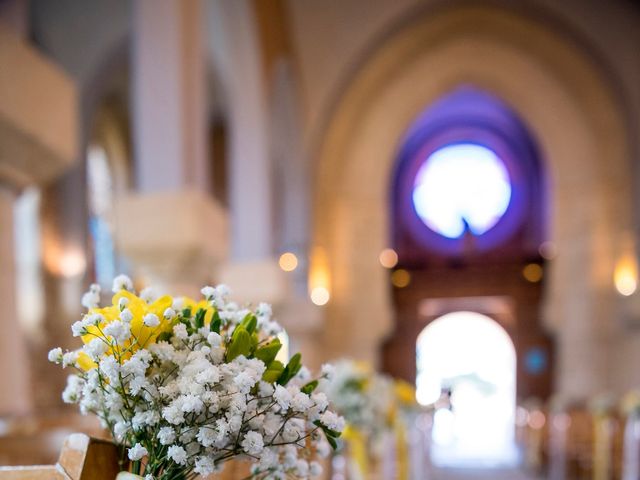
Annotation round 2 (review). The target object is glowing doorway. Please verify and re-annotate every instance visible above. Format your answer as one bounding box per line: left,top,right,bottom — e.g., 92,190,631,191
416,311,518,467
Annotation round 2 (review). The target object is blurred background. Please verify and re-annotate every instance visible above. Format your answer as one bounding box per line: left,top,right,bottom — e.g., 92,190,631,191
1,0,640,478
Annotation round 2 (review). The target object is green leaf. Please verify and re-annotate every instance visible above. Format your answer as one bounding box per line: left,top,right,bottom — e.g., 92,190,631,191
254,338,282,366
210,310,221,333
277,353,302,385
156,331,172,343
314,421,340,449
226,326,252,361
240,313,258,334
194,308,206,329
262,360,285,383
301,380,318,395
313,420,342,440
181,307,192,319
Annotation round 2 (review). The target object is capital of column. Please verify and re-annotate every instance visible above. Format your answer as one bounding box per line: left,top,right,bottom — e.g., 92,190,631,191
217,259,322,330
114,190,228,296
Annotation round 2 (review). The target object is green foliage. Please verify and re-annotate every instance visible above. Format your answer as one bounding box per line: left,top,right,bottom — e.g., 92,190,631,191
240,313,258,334
226,326,253,361
254,338,282,366
301,380,318,395
262,360,285,383
210,310,221,333
194,308,206,329
313,420,342,450
277,353,302,385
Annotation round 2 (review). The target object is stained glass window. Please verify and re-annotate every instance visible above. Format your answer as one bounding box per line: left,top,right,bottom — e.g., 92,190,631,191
412,144,511,238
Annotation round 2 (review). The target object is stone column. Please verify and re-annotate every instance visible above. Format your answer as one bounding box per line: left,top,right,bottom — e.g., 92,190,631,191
132,0,208,193
0,17,78,413
118,0,227,296
0,188,31,415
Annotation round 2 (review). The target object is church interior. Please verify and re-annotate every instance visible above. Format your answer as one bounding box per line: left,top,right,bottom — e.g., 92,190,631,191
2,0,640,478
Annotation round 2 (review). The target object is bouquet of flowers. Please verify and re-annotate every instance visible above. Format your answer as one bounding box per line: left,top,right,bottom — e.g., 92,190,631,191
319,360,394,441
49,275,343,479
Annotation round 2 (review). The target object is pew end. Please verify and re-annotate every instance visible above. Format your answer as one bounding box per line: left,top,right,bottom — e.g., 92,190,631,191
0,433,119,480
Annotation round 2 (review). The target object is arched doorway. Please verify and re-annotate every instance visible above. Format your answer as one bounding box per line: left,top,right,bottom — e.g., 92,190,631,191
417,311,518,467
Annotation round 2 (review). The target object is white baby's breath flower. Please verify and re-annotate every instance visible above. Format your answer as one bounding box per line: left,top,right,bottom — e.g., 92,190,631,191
256,302,272,318
258,381,275,397
274,385,292,410
103,320,131,344
112,274,133,293
71,321,86,337
128,443,148,461
118,297,129,310
62,351,79,368
119,308,134,323
173,323,188,340
62,375,84,403
48,347,63,363
139,287,157,303
84,338,108,359
171,297,184,311
315,439,330,458
310,460,323,476
194,456,216,476
207,331,221,347
85,313,104,326
81,284,101,309
167,445,187,465
201,286,216,299
163,308,176,320
158,427,176,445
291,391,313,412
143,313,160,327
319,410,345,432
241,431,264,456
295,459,309,476
321,363,335,380
234,371,257,394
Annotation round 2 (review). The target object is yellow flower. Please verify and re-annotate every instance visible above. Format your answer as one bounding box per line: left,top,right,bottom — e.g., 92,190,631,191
394,380,417,406
181,297,216,326
78,291,173,369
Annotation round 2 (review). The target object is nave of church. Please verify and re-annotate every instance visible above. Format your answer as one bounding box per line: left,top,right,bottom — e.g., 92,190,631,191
1,0,640,478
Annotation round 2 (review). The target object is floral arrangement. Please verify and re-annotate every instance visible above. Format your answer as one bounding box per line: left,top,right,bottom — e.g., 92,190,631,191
621,390,640,417
49,275,343,479
319,360,395,441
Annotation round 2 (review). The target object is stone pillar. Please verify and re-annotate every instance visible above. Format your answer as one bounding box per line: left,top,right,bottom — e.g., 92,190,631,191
119,0,227,295
0,188,31,415
0,18,78,413
208,0,272,262
132,0,208,193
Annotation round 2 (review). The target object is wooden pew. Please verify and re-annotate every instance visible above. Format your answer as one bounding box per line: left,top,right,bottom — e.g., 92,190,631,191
0,433,119,480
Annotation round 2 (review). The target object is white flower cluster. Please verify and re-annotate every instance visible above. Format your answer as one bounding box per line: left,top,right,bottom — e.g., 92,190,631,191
49,275,342,480
319,359,395,441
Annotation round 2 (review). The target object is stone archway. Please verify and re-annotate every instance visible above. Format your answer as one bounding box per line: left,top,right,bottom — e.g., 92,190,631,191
312,4,631,398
